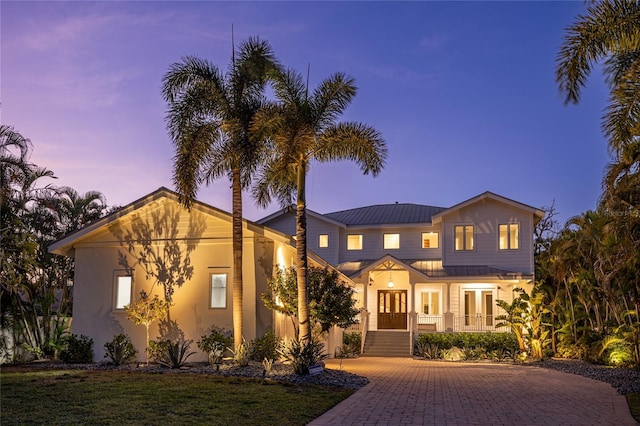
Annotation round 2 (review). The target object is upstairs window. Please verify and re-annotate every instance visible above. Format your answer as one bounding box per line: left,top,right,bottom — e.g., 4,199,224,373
499,223,519,250
318,234,329,248
383,233,400,249
347,234,363,250
454,225,474,251
114,274,132,310
421,232,439,249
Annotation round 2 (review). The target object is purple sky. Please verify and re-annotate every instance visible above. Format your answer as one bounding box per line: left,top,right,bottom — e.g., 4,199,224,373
2,1,610,226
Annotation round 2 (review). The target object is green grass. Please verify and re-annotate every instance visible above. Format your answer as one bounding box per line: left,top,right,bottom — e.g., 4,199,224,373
0,369,353,425
626,393,640,423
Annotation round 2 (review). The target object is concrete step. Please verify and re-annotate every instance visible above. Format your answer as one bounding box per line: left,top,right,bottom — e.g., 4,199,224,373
362,331,411,357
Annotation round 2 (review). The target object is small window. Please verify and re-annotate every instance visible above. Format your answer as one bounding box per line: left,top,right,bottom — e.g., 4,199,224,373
383,233,400,249
421,232,439,249
455,225,474,251
210,273,227,308
347,234,363,250
114,275,132,310
499,223,519,250
318,234,329,248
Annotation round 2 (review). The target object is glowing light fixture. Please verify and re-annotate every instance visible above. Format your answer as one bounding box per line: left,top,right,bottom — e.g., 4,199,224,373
387,271,394,288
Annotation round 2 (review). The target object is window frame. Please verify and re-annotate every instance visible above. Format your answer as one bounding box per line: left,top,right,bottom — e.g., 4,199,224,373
347,234,363,251
113,272,133,311
421,232,439,249
209,273,228,309
383,233,400,250
454,224,474,251
498,223,519,250
318,234,329,248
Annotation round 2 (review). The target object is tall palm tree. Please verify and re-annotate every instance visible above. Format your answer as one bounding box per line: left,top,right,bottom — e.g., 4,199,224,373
161,37,280,350
251,68,387,343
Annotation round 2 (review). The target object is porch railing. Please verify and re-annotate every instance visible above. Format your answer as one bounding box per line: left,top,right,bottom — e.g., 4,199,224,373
452,314,509,332
415,313,510,333
416,314,444,332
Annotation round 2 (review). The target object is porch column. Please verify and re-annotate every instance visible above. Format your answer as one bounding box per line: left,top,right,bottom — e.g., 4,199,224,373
409,278,417,353
444,282,454,332
409,278,417,327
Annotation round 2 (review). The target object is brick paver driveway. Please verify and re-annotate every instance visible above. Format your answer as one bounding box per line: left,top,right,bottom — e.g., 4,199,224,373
310,357,638,426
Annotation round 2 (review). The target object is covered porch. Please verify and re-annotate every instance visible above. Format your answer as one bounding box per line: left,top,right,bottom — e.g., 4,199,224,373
339,255,531,355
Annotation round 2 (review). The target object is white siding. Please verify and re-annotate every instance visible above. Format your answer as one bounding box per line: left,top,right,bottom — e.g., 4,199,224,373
338,224,442,262
441,199,534,273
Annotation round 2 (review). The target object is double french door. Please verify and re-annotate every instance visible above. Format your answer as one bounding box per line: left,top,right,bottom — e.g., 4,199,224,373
378,290,407,329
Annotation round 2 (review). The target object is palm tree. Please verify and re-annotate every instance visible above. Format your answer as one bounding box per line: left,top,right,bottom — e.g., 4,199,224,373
556,0,640,156
251,68,387,343
161,37,279,350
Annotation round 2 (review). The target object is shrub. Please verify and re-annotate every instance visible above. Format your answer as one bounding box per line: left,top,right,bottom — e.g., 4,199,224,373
104,334,137,366
250,330,282,362
343,332,361,355
198,327,232,364
280,339,327,375
60,334,94,364
232,340,251,367
415,341,440,359
336,332,361,358
440,346,464,361
148,338,195,368
197,327,232,353
415,332,518,354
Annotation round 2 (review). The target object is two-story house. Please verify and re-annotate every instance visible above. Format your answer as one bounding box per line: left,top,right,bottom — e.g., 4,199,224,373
259,191,544,355
50,188,543,361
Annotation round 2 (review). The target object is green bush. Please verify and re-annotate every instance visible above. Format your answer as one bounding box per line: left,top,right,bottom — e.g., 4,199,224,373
414,333,518,359
148,338,195,368
280,339,328,375
104,334,137,366
197,327,232,354
60,334,94,364
250,330,282,362
336,332,361,358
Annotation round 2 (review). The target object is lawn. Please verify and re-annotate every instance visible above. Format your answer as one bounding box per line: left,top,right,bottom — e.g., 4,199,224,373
0,369,353,425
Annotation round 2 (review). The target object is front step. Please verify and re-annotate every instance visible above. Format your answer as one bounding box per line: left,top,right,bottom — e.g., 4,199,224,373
361,331,411,357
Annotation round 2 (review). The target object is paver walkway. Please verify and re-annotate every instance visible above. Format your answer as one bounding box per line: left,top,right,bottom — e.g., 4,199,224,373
310,357,638,426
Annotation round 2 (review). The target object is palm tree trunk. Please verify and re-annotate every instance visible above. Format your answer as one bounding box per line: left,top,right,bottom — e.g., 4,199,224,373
296,163,310,344
231,168,244,350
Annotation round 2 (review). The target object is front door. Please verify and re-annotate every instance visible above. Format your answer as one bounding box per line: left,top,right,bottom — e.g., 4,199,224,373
378,290,407,329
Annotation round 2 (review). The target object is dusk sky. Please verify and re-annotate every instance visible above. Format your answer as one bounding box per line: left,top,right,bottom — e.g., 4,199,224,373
2,1,611,226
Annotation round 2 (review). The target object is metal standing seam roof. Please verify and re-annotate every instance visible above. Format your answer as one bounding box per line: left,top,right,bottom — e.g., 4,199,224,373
336,259,519,279
324,203,447,226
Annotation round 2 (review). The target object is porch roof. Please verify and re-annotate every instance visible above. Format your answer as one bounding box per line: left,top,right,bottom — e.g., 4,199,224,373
336,257,524,280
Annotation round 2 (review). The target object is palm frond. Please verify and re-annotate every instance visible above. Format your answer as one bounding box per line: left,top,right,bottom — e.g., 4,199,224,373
556,0,640,105
311,73,357,130
315,122,387,176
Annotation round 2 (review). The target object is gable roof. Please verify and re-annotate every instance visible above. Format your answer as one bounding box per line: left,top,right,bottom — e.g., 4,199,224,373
49,187,293,257
324,203,447,226
256,206,345,228
432,191,545,223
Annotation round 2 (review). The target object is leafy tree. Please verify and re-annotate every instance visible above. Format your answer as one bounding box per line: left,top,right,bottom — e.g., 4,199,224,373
252,68,386,343
262,266,360,337
125,290,170,365
161,37,280,350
